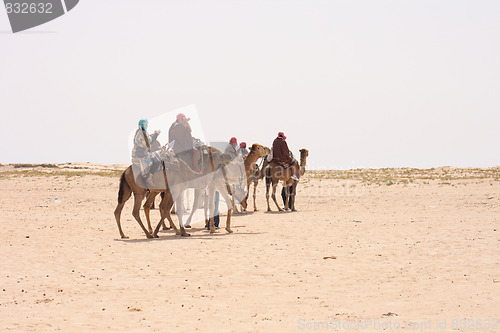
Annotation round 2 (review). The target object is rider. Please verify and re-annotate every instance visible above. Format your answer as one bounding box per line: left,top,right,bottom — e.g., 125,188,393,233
238,142,249,158
168,113,200,172
131,118,161,187
224,137,238,159
272,131,299,181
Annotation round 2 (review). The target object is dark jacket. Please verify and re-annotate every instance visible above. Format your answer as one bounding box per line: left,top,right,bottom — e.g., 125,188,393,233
272,137,293,164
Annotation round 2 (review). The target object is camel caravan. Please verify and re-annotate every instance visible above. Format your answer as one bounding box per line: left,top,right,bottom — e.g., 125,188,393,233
114,115,309,239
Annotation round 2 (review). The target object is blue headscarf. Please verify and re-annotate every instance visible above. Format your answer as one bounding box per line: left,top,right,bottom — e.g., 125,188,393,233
138,118,148,131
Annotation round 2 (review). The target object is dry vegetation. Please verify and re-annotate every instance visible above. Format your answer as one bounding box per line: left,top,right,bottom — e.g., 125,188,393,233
309,166,500,185
0,163,125,179
2,164,499,185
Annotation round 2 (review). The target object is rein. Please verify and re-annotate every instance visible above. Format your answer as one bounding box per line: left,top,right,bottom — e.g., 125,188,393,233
161,160,169,192
244,153,266,182
208,147,216,172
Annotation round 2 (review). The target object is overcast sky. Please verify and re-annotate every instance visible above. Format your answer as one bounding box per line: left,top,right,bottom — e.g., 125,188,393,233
1,0,499,169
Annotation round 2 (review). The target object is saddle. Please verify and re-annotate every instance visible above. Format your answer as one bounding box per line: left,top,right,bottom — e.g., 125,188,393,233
273,158,296,169
160,150,181,171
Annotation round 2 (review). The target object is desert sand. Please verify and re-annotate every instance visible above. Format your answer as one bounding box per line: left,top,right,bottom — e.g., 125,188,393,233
0,163,499,332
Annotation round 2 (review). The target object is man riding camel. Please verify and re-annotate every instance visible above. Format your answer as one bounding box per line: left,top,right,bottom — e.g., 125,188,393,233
131,118,161,187
224,137,239,159
238,142,249,158
168,113,200,172
272,131,299,181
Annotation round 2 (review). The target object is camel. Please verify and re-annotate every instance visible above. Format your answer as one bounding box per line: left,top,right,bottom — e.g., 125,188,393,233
249,163,261,211
129,146,230,235
184,143,270,227
182,148,231,228
155,146,254,235
237,144,270,212
113,156,204,239
265,148,309,212
139,145,241,236
116,144,269,239
202,157,250,233
299,148,309,177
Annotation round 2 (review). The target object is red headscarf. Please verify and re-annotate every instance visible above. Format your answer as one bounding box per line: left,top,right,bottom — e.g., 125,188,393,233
277,132,287,140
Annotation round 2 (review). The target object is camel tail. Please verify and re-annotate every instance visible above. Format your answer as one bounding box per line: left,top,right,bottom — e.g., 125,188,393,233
118,171,130,204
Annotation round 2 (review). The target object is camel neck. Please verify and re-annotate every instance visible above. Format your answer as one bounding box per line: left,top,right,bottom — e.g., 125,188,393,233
244,150,261,174
300,154,307,168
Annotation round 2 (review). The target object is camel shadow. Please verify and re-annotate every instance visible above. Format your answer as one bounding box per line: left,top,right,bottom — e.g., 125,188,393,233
264,210,294,214
153,231,263,241
236,211,259,216
114,229,262,242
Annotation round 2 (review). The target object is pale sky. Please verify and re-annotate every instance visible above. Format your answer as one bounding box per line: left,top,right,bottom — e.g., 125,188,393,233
1,0,499,169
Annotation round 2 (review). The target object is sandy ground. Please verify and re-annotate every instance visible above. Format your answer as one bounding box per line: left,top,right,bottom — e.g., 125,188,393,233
0,164,499,332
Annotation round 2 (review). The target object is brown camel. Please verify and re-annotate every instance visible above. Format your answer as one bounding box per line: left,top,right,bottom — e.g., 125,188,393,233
113,157,203,239
240,144,271,211
249,163,261,211
265,148,309,212
211,143,269,215
299,148,309,177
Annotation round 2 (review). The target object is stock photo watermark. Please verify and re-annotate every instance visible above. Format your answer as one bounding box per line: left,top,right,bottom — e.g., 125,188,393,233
297,318,499,331
3,0,79,33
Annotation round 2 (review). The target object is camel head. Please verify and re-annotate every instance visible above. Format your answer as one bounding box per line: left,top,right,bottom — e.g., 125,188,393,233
299,148,309,160
250,143,270,157
299,148,309,177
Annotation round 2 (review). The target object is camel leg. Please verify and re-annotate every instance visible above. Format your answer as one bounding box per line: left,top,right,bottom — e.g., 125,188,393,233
271,183,283,212
154,191,179,237
153,203,164,238
143,192,157,234
131,192,153,239
203,191,210,228
218,185,234,233
232,196,240,214
185,188,201,228
207,186,216,233
266,181,272,212
114,185,132,239
163,192,178,232
289,183,297,211
159,192,168,230
173,189,190,237
253,181,258,211
159,196,171,231
238,184,250,214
